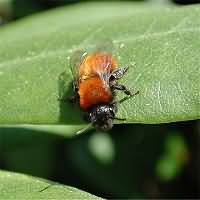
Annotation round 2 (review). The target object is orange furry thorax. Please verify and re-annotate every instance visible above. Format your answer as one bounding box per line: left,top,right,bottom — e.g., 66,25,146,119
77,52,118,110
78,77,113,110
79,52,117,80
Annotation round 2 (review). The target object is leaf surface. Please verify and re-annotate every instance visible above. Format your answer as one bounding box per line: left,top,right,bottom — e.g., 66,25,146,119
0,2,199,124
0,170,101,199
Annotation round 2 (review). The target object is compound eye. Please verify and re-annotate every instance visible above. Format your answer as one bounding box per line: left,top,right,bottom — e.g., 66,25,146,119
89,110,97,123
109,105,117,116
109,107,114,114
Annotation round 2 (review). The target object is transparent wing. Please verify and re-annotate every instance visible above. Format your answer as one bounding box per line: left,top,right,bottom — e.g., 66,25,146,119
94,39,115,54
69,49,87,88
70,39,116,88
95,53,114,88
85,38,115,55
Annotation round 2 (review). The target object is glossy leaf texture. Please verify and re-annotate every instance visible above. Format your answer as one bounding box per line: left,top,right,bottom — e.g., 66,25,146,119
0,2,199,125
0,170,101,199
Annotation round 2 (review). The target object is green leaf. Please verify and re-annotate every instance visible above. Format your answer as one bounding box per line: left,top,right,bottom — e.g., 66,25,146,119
0,124,88,137
0,170,101,199
0,2,199,125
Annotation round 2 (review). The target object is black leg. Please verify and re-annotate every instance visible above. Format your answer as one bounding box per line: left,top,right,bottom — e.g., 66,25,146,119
57,95,77,103
112,117,126,121
118,90,139,104
113,84,131,95
110,66,129,80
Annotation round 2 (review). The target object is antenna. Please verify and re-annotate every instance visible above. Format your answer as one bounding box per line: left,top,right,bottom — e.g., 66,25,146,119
76,123,93,135
112,117,126,121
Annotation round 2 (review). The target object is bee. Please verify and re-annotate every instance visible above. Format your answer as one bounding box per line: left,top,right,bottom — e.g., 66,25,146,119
66,49,139,132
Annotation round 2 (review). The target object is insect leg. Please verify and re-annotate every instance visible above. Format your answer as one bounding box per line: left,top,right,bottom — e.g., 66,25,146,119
109,66,129,80
111,90,139,105
58,96,76,103
113,84,132,95
111,91,138,120
118,90,139,104
58,94,78,103
58,81,79,103
112,117,126,121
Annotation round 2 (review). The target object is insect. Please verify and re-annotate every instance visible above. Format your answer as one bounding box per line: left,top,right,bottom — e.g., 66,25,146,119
66,49,139,132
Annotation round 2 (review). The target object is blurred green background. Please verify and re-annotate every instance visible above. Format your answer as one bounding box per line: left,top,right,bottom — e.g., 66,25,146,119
0,122,199,198
0,0,199,199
